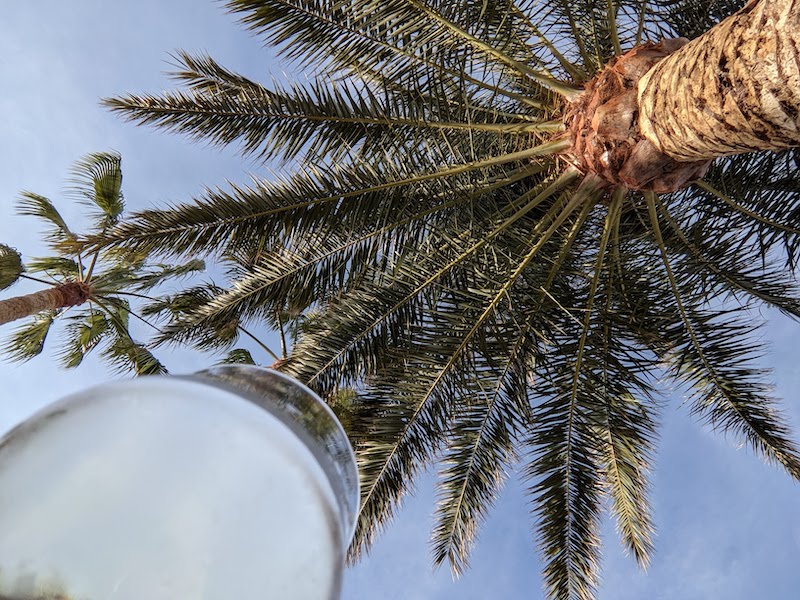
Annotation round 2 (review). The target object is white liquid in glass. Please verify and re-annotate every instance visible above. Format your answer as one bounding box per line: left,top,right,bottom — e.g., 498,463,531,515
0,368,357,600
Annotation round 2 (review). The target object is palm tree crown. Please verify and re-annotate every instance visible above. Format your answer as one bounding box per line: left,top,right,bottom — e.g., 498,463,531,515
94,1,800,598
1,152,204,375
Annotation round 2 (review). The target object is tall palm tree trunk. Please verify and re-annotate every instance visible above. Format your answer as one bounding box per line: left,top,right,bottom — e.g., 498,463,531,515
0,282,91,326
639,0,800,161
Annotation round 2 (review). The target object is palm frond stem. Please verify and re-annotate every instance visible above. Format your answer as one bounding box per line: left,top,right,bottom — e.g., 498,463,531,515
276,310,288,360
555,0,593,68
306,167,581,385
18,273,56,286
607,0,622,55
655,196,800,317
694,180,800,236
509,5,587,82
238,324,281,362
83,250,100,282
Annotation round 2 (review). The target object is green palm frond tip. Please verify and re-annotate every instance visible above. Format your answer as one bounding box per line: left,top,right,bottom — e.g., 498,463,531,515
0,245,23,291
68,151,125,225
219,348,256,365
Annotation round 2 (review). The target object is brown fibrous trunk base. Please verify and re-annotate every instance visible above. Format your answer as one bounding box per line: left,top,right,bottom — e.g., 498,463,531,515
563,40,712,193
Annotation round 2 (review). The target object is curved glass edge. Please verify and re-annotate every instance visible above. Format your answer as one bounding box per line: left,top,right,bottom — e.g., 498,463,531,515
185,366,360,550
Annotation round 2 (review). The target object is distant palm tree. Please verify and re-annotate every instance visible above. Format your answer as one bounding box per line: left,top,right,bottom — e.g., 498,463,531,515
94,1,800,598
0,152,203,375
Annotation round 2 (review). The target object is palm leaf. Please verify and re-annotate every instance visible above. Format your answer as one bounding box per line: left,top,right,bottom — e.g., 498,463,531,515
430,326,532,574
106,51,560,166
26,256,81,279
646,193,800,479
143,285,241,351
17,192,74,245
2,311,55,362
57,309,110,368
218,348,256,365
0,244,24,290
68,151,124,226
89,140,567,260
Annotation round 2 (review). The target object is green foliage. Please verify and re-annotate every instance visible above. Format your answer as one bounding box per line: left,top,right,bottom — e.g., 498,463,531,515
93,1,800,599
2,152,203,376
0,244,24,291
68,152,125,229
17,192,75,246
2,311,55,361
219,348,256,364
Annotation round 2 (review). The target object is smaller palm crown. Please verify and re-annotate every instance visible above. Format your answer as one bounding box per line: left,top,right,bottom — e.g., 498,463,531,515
1,152,204,375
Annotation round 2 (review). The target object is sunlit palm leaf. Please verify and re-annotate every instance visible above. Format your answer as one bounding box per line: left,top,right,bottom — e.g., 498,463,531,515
107,52,558,166
17,192,74,246
68,152,125,226
58,309,110,368
431,327,532,574
2,311,55,362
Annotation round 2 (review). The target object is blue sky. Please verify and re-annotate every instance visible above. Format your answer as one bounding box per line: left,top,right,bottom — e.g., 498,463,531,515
1,3,799,599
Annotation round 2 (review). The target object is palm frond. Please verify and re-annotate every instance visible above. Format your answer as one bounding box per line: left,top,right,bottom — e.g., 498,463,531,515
57,309,110,368
17,192,74,246
430,326,532,574
226,0,573,98
105,335,168,375
144,285,241,351
68,151,124,227
106,51,561,166
90,296,167,376
600,391,657,566
102,259,206,294
89,139,567,260
2,311,55,362
655,194,800,319
528,194,619,600
26,256,81,279
690,148,800,267
218,348,257,365
0,244,24,290
646,193,800,480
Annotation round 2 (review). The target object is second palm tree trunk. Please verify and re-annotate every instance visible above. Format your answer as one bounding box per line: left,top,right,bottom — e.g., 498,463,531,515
0,282,91,326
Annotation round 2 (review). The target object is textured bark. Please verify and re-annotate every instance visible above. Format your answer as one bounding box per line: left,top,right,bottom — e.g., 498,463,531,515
0,282,91,326
564,40,712,192
639,0,800,161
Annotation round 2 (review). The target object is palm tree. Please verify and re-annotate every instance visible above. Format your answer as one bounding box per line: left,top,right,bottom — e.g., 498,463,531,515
0,152,204,375
93,0,800,598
